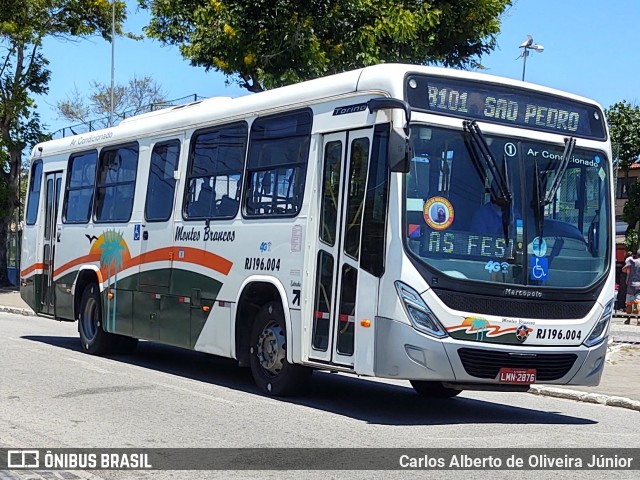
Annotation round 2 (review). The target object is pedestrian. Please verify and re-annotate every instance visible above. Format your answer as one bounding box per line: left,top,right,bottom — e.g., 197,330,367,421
622,249,640,323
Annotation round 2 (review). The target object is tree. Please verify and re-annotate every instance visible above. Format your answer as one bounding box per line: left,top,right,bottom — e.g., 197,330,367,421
0,0,127,286
606,100,640,180
138,0,512,93
55,75,168,131
623,182,640,232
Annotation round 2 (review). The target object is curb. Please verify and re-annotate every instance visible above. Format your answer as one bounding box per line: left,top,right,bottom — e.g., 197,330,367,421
0,305,36,316
528,385,640,412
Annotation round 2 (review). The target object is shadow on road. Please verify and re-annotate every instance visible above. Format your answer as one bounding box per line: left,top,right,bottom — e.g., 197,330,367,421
23,335,597,427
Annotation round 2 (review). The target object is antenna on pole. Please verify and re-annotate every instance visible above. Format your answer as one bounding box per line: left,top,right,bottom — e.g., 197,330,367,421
519,35,544,81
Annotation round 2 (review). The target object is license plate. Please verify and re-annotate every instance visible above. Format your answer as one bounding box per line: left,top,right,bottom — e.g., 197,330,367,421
498,368,536,384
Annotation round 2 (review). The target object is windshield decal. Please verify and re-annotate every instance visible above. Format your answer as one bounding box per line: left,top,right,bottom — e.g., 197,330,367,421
530,257,549,282
531,237,547,257
423,196,454,231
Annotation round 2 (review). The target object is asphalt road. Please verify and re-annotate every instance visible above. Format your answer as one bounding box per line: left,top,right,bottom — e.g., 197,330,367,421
1,312,638,480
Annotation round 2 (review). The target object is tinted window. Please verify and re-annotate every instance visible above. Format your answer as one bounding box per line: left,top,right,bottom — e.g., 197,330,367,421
344,137,370,259
145,140,180,221
244,110,312,217
25,161,43,225
95,144,138,223
63,151,97,224
319,141,342,246
184,123,247,219
361,124,390,276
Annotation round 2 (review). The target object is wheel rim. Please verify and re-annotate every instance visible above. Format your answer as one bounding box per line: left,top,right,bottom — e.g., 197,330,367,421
82,296,99,341
256,320,286,377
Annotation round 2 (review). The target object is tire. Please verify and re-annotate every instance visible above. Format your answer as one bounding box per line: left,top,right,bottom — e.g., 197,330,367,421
410,380,462,398
249,301,311,396
115,336,139,355
77,283,116,355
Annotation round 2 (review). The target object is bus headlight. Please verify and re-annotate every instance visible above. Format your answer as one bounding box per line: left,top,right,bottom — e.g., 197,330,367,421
395,281,447,338
583,299,614,347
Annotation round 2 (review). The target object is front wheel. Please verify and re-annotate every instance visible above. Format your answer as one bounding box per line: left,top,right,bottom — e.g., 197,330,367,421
249,301,311,396
410,380,462,398
77,283,116,355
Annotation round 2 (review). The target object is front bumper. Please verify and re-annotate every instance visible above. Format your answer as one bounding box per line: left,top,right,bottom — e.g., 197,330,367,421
373,316,607,387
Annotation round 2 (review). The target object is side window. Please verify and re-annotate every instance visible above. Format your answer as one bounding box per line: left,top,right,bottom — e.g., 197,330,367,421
25,160,43,225
63,151,97,224
319,141,342,245
95,143,139,223
145,140,180,222
244,109,312,217
344,137,370,259
184,123,247,219
360,124,390,276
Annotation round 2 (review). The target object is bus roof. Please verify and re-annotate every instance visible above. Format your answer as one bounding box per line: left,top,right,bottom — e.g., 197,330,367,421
32,63,605,159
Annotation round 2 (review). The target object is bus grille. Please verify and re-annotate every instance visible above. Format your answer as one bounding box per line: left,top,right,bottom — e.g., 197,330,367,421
457,348,578,381
433,290,594,319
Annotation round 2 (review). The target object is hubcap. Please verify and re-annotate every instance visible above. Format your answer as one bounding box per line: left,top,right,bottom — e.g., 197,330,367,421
256,321,286,376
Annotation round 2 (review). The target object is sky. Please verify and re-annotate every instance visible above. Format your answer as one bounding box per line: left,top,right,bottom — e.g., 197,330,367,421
36,0,640,135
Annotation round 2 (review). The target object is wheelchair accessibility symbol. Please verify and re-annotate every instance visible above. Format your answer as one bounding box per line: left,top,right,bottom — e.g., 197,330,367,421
530,257,548,281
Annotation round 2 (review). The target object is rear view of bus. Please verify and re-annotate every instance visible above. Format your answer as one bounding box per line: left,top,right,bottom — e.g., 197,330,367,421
374,70,613,397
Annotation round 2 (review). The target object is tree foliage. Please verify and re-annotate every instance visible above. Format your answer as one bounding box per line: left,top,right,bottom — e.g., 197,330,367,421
139,0,512,92
623,182,640,232
625,229,638,255
55,75,168,130
606,100,640,174
0,0,127,285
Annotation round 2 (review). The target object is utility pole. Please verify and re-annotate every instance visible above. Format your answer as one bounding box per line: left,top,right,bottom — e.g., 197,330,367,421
109,0,116,127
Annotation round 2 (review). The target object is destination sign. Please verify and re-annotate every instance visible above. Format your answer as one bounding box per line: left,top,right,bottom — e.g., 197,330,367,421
405,75,606,140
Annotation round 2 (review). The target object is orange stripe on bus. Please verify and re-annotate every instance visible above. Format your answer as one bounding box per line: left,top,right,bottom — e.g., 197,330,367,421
53,253,101,278
20,263,45,277
169,247,233,275
52,247,233,281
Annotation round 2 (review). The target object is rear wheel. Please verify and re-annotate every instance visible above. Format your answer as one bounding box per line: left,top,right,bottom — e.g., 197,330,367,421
410,380,462,398
77,283,116,355
249,301,311,396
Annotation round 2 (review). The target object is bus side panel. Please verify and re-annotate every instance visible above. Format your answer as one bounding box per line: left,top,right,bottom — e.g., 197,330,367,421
54,271,76,320
20,225,40,313
132,290,160,341
192,303,232,356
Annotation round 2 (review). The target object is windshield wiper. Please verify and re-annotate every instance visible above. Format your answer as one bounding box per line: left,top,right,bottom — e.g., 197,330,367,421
545,136,576,204
462,120,512,242
530,136,576,240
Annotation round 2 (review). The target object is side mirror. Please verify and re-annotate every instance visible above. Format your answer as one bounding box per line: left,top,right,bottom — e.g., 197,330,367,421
389,128,411,173
367,98,413,174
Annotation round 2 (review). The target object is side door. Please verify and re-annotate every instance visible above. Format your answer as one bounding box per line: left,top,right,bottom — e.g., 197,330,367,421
134,138,182,341
39,171,63,316
309,128,379,367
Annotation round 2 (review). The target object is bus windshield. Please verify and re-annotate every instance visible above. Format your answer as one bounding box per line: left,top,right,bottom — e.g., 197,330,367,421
404,124,610,289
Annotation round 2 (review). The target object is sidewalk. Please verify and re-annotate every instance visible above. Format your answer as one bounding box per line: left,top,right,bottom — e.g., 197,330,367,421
0,288,36,316
530,315,640,410
1,288,638,410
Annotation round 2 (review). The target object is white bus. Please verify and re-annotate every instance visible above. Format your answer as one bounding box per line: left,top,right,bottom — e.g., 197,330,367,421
21,64,614,397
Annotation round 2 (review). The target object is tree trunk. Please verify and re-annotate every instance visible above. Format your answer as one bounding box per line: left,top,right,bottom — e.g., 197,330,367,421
0,219,10,286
